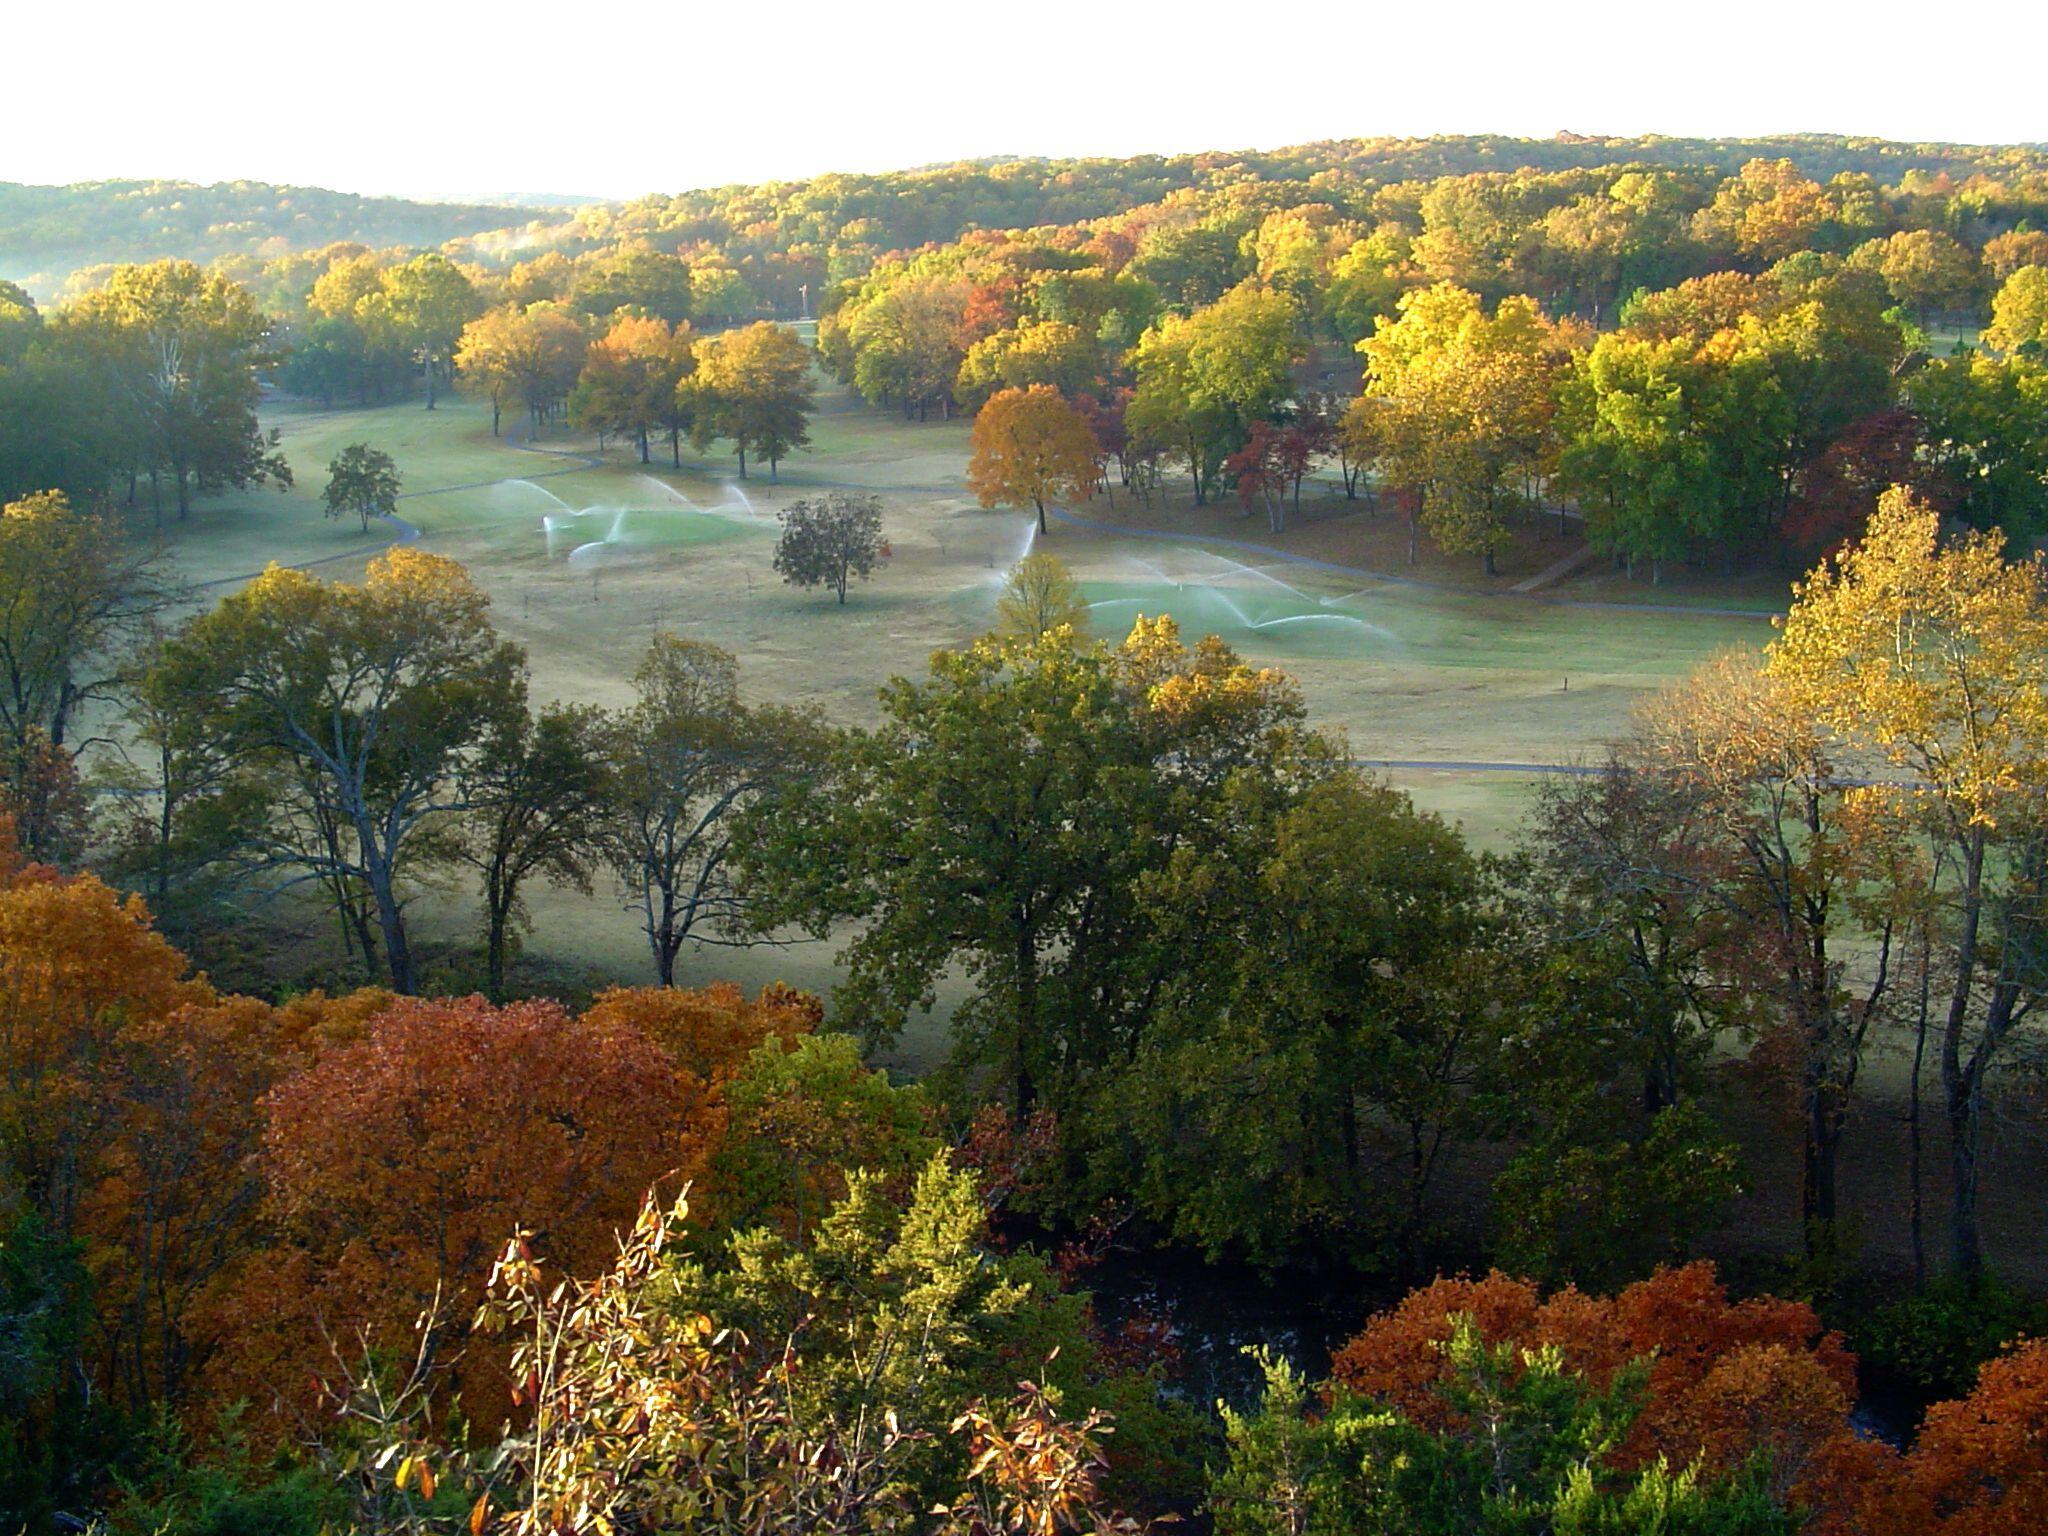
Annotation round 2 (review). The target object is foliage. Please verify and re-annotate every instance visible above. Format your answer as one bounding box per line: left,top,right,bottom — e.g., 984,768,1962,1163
1213,1329,1799,1536
230,993,683,1423
968,385,1101,533
320,442,402,533
994,552,1091,642
150,549,527,992
772,491,885,604
1852,1276,2048,1398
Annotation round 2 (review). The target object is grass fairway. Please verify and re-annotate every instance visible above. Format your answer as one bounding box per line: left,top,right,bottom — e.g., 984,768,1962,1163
158,381,1775,1009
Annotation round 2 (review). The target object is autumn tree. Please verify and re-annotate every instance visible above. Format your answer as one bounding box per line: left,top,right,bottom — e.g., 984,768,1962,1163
569,312,696,464
1360,282,1576,573
455,303,588,436
320,442,401,533
0,490,166,770
689,320,814,479
967,384,1099,534
772,492,884,604
150,549,526,992
241,994,681,1419
1769,486,2048,1280
1985,263,2048,355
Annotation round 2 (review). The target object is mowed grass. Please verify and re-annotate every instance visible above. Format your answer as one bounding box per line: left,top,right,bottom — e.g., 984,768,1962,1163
159,381,1765,1011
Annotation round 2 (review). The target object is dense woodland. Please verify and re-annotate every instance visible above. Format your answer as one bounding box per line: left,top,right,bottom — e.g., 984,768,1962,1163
5,132,2048,1534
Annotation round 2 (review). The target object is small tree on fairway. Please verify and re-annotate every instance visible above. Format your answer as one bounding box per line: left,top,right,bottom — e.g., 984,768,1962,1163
773,492,884,605
994,551,1089,641
321,443,402,533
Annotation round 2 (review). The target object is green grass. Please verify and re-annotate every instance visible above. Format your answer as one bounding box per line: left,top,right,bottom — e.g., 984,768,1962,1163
156,383,1768,995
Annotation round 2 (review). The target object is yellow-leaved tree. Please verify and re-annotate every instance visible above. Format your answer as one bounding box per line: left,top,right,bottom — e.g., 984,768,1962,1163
1768,485,2048,1279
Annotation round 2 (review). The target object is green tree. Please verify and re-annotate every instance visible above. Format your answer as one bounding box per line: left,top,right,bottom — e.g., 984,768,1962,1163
1126,283,1303,505
739,619,1326,1120
456,702,612,997
378,252,481,408
67,260,291,519
150,549,526,992
772,492,884,604
320,442,401,533
601,636,811,986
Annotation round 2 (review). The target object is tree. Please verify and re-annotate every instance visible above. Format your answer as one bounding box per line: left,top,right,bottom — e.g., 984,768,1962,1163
456,703,611,997
1126,283,1303,506
150,549,526,993
1360,282,1576,573
1217,1326,1802,1536
738,620,1326,1122
377,253,480,408
772,492,884,604
1985,264,2048,355
1096,771,1505,1271
689,321,814,479
570,313,696,464
238,994,682,1420
602,636,811,985
455,303,588,436
994,552,1089,641
967,385,1099,534
1329,1263,1857,1489
67,260,291,519
0,490,166,763
1848,229,1980,323
1768,486,2048,1280
0,845,206,1241
1906,351,2048,536
320,443,401,534
705,1033,936,1242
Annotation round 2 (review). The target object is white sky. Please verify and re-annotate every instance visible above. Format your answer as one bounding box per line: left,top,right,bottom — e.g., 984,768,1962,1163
8,0,2043,201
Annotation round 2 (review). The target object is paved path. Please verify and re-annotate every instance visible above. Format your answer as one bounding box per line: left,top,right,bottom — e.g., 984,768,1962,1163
193,511,422,591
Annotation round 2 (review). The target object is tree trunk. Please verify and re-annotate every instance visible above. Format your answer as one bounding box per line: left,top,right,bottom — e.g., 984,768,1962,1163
638,429,650,464
1909,921,1931,1285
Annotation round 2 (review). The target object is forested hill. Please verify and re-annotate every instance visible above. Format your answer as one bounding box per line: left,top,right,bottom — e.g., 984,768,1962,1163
0,179,540,292
12,135,2048,298
558,132,2048,254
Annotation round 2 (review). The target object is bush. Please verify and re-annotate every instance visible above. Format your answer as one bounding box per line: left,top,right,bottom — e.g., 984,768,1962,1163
1853,1277,2048,1398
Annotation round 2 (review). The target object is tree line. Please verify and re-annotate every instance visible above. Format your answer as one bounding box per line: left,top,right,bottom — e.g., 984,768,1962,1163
5,780,2048,1534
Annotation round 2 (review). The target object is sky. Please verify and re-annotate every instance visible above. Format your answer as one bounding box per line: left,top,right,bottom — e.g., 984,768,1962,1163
7,0,2043,202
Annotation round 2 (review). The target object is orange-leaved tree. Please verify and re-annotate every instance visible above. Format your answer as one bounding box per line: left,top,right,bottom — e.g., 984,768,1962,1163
967,384,1100,535
1329,1262,1858,1493
231,994,684,1422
